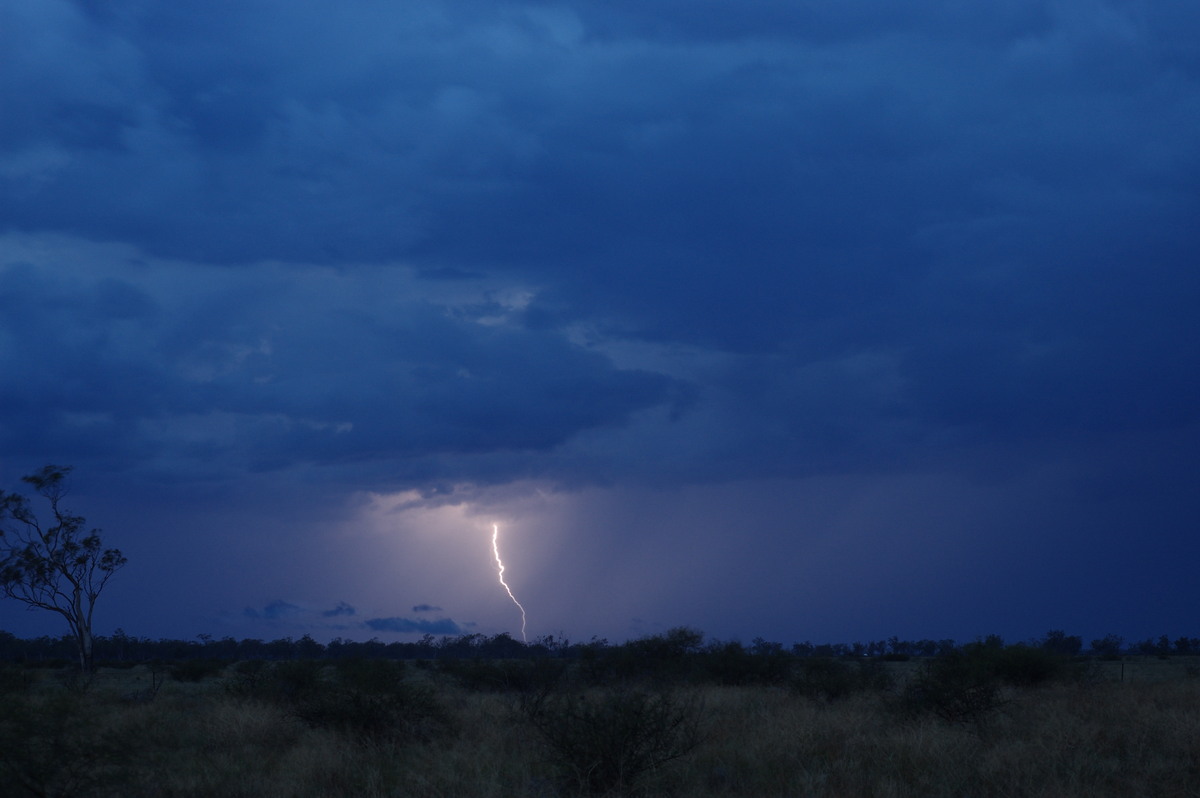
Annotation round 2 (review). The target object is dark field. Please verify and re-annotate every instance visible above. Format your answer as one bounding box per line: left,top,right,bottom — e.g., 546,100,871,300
2,644,1199,797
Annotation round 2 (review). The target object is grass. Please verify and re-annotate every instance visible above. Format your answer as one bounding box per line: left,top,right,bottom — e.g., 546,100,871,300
1,659,1198,797
697,680,1200,797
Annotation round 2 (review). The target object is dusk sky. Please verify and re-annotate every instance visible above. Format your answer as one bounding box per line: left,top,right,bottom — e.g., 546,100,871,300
2,0,1198,648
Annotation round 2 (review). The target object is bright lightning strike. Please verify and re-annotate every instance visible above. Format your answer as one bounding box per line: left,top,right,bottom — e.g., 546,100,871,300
491,523,528,643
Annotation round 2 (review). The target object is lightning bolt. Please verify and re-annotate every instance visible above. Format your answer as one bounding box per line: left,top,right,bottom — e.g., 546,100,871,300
491,522,528,643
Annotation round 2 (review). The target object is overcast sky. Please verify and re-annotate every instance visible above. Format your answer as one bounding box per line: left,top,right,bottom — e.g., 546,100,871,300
2,0,1198,647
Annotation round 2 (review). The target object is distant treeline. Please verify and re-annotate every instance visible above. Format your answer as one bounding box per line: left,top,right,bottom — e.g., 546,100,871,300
1,627,1197,667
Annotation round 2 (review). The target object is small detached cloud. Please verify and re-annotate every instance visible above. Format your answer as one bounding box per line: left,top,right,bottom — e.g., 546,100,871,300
364,617,462,635
244,599,303,621
411,604,442,613
322,601,357,618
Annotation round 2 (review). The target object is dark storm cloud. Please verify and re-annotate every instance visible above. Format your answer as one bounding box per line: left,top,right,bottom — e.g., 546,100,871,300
412,604,442,613
2,0,1199,484
365,616,462,635
3,0,1198,485
6,1,1191,276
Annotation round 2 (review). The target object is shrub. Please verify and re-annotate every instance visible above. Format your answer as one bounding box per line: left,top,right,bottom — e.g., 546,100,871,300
0,663,39,696
266,659,327,700
792,657,891,700
436,658,510,691
991,644,1069,687
439,656,570,693
224,658,271,699
224,658,453,745
899,650,1005,725
224,659,327,703
701,641,794,686
334,658,405,694
1090,634,1124,659
168,658,228,682
1039,630,1083,656
580,628,706,686
0,692,133,797
522,685,706,795
292,681,454,744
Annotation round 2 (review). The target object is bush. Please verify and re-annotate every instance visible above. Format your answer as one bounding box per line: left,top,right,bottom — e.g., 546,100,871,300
0,663,39,696
224,658,271,699
701,641,794,686
271,660,328,698
522,685,706,795
792,658,891,700
167,658,228,682
1090,634,1124,659
334,658,405,694
438,656,570,693
580,628,706,686
0,692,133,797
293,681,454,743
899,650,1005,725
224,659,328,703
991,644,1069,687
225,658,453,744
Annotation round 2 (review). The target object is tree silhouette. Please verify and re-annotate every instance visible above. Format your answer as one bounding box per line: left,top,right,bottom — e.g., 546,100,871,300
0,465,126,672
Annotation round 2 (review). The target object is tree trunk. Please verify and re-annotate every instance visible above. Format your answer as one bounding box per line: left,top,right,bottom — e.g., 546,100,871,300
73,587,94,673
78,626,94,673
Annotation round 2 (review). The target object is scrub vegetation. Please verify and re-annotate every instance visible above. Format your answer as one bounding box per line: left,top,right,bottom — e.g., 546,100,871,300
1,628,1198,797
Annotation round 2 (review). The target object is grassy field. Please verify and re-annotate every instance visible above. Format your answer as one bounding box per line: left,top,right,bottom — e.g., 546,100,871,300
1,657,1198,797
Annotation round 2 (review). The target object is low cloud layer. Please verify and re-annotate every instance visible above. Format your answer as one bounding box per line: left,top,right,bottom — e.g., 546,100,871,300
364,617,462,636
